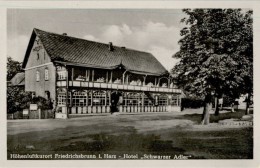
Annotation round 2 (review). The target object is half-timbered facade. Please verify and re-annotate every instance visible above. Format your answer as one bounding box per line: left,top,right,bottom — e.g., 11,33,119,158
22,28,182,119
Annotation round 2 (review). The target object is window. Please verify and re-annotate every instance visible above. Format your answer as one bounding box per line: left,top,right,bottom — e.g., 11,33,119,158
57,66,67,80
57,70,66,80
37,53,40,60
144,93,154,106
92,91,108,106
57,88,70,106
36,71,40,81
72,91,87,106
158,94,168,106
57,92,67,105
144,97,153,106
45,68,49,80
57,71,67,80
124,93,141,106
170,95,178,106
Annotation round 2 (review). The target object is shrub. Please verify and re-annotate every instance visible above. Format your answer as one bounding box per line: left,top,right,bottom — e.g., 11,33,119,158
181,98,204,110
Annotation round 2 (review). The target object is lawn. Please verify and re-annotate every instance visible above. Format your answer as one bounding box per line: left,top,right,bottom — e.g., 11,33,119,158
7,108,253,160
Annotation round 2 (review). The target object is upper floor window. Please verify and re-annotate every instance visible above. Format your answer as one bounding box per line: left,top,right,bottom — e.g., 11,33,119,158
45,68,49,80
57,71,67,80
36,71,40,82
37,53,40,60
57,66,67,80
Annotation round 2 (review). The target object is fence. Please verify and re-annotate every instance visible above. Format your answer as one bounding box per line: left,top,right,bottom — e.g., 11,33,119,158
7,109,54,120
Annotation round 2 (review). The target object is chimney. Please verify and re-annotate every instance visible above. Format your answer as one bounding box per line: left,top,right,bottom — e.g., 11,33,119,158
62,33,67,36
108,42,114,51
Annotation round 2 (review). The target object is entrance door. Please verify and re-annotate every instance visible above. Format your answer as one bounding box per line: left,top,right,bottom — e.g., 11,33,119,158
111,91,122,112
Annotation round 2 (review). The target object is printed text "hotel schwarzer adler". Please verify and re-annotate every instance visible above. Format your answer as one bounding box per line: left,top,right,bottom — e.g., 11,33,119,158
22,28,182,119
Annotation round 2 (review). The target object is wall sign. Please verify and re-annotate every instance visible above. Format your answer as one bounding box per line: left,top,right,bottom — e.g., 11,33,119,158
23,109,29,115
30,104,38,110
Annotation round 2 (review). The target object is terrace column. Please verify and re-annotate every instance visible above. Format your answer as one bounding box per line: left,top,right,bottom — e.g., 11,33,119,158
110,71,113,83
126,74,129,84
86,69,88,81
70,91,73,107
71,67,74,81
88,70,90,81
106,71,109,83
92,69,95,82
141,92,144,112
123,70,127,84
143,75,147,86
105,91,107,106
90,90,93,106
158,78,161,87
86,92,88,106
108,91,111,105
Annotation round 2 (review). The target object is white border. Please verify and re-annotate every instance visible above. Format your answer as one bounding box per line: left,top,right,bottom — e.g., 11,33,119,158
1,1,259,168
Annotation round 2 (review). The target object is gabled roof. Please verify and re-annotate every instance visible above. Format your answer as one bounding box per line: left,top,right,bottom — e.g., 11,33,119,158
10,72,25,86
23,28,168,76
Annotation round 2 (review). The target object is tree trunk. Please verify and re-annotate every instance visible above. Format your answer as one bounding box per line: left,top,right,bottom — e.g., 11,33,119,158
231,103,234,112
201,102,211,125
215,97,219,116
245,92,251,115
201,93,212,125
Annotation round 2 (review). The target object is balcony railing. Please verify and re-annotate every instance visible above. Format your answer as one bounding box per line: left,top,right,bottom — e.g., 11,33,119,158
57,80,182,94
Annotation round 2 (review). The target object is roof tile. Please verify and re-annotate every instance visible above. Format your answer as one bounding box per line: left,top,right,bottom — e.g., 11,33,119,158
34,28,167,75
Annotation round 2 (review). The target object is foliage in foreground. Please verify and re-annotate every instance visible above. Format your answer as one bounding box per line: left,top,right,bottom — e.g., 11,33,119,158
7,86,53,113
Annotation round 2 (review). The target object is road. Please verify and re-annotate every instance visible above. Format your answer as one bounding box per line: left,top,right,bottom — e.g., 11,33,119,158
7,109,253,159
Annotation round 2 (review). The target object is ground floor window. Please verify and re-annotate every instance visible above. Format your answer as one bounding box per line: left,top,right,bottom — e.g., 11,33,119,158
144,95,153,106
92,91,108,106
158,94,168,106
57,92,67,106
170,95,178,106
72,91,87,106
124,92,141,106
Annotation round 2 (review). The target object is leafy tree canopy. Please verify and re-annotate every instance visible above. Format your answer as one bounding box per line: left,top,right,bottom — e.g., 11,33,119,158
7,56,23,81
172,9,253,100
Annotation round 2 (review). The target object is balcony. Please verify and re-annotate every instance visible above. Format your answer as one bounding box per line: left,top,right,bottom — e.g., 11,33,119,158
57,81,182,94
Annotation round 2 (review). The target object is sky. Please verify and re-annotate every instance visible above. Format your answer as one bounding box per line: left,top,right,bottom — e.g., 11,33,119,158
7,9,186,70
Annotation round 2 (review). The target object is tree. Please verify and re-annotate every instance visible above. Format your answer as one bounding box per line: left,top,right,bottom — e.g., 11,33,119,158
7,86,53,114
7,86,32,113
7,56,23,81
172,9,253,124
